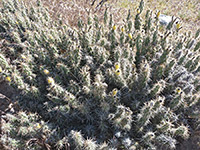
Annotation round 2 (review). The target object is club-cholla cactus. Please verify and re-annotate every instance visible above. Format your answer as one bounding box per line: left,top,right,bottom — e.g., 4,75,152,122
109,105,133,131
1,111,55,150
69,130,100,150
0,0,199,149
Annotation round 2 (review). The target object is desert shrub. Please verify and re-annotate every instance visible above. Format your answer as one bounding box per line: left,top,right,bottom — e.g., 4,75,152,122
0,0,199,149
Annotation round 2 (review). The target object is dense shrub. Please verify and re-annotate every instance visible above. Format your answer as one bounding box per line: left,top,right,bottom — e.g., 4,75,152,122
0,0,199,149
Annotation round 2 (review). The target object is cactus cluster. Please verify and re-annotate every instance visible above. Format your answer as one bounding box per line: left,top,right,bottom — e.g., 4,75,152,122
1,111,52,150
0,0,200,149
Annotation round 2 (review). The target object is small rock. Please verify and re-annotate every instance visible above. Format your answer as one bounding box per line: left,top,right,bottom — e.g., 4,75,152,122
159,14,172,26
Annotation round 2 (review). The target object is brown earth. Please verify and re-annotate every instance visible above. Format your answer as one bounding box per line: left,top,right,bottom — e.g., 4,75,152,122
177,131,200,150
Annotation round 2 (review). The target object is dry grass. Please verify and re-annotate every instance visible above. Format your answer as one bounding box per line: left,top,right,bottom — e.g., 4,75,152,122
40,0,129,28
112,0,200,34
37,0,200,34
1,0,199,32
